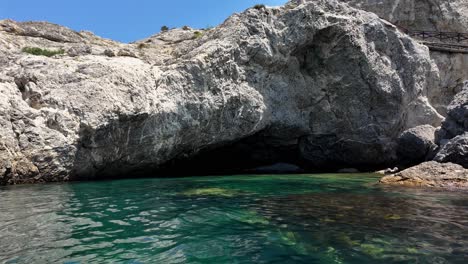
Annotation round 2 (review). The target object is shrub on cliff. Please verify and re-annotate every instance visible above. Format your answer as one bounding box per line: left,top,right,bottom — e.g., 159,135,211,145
161,25,169,32
22,47,65,57
193,31,203,38
254,4,266,10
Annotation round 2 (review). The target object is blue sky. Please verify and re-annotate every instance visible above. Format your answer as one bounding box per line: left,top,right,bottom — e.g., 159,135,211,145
1,0,288,43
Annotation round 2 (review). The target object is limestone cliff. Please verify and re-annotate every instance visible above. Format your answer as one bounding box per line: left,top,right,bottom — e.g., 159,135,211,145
0,0,443,184
340,0,468,32
339,0,468,115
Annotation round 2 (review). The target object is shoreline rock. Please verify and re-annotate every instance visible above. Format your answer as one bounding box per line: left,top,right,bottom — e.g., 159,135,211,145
380,161,468,189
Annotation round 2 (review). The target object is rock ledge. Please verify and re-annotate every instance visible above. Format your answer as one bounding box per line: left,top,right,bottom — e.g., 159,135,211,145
380,161,468,188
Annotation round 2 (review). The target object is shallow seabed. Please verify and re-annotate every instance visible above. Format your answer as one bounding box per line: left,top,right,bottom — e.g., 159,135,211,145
0,174,467,263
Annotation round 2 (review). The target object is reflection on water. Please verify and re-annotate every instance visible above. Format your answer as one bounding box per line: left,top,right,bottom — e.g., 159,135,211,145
0,174,467,263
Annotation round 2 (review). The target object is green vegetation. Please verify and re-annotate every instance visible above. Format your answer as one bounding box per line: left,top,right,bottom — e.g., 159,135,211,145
254,4,266,10
193,31,203,38
137,43,149,49
22,47,64,57
161,25,169,32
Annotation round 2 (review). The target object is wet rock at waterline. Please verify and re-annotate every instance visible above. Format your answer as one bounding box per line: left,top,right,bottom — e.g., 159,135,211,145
0,0,453,184
380,161,468,188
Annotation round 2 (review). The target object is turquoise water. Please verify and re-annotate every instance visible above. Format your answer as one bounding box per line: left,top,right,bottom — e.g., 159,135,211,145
0,174,467,263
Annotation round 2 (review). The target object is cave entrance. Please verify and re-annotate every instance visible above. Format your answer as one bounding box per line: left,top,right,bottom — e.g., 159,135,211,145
153,130,304,177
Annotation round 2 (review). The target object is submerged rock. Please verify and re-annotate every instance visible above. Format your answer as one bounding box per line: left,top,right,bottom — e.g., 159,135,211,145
0,0,448,184
380,161,468,188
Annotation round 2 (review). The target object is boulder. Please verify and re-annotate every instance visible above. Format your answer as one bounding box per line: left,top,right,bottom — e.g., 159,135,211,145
396,125,437,165
434,84,468,167
380,161,468,188
434,133,468,168
0,0,444,184
67,45,92,57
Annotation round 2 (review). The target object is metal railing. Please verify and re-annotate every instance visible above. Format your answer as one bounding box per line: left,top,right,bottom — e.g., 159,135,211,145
405,30,468,43
398,26,468,53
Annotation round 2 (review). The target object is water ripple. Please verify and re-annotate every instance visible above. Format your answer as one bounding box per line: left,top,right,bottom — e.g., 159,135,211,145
1,174,467,263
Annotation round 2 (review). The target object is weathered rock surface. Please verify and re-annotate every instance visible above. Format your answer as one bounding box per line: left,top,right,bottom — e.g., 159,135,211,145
380,161,468,188
397,125,437,166
339,0,468,32
428,53,468,115
437,84,468,139
435,133,468,168
434,84,468,168
0,0,445,184
336,0,468,115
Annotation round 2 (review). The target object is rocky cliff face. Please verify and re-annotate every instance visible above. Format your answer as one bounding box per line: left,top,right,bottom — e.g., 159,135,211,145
340,0,468,32
435,83,468,168
0,0,444,184
428,52,468,115
338,0,468,115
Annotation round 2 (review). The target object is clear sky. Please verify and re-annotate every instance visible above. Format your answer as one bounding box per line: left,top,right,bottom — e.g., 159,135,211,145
1,0,288,43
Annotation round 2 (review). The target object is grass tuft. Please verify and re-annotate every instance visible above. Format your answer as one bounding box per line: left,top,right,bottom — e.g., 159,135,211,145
193,31,203,38
22,47,64,57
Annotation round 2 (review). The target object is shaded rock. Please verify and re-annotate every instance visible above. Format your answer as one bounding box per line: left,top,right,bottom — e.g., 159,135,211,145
380,161,468,188
434,133,468,168
103,49,116,57
397,125,437,166
434,84,468,167
117,48,137,58
428,53,468,116
437,83,468,141
67,45,92,57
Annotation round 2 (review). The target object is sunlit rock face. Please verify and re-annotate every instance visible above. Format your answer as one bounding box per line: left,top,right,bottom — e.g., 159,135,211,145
0,0,443,184
339,0,468,32
336,0,468,115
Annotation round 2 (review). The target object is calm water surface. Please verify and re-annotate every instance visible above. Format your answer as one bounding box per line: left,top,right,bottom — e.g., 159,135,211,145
0,174,467,263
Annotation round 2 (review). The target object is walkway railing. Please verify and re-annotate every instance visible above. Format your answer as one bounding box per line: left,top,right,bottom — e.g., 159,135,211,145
405,30,468,43
398,26,468,53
